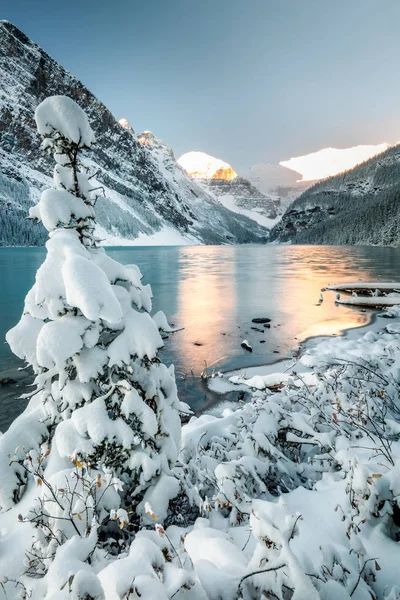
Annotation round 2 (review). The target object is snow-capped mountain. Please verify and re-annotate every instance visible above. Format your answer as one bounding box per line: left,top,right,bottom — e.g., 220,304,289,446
178,151,237,181
178,151,280,228
270,143,400,246
0,21,269,246
247,144,390,211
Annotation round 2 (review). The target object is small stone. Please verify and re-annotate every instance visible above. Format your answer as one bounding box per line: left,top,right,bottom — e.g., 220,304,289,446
252,318,271,324
241,340,252,352
0,377,16,385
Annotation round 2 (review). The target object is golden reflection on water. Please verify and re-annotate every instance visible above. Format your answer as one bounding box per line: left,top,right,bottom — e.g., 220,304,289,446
170,245,383,378
275,246,372,341
174,246,236,376
297,313,369,340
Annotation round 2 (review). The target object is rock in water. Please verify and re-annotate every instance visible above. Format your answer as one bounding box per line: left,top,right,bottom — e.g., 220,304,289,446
241,340,252,352
252,318,271,324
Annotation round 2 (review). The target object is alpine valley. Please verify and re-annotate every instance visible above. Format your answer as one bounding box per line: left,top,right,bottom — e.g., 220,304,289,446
1,20,398,249
178,151,280,229
0,21,272,246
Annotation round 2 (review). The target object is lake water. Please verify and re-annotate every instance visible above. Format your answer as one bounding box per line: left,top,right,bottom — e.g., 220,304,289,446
1,244,400,430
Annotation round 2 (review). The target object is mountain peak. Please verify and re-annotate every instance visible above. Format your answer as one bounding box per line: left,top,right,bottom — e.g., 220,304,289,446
118,118,134,133
137,130,159,146
178,151,237,181
0,20,35,47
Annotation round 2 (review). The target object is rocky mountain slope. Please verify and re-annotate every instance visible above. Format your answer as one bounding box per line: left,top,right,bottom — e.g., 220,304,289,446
269,143,400,245
178,151,280,228
0,21,269,246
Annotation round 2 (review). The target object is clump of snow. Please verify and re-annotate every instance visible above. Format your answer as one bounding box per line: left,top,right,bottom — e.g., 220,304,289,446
35,95,95,146
229,371,289,390
325,282,400,292
29,188,94,231
241,339,252,352
337,295,400,307
62,253,123,322
152,310,182,333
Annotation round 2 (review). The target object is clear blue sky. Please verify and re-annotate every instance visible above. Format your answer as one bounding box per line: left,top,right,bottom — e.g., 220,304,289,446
3,0,400,172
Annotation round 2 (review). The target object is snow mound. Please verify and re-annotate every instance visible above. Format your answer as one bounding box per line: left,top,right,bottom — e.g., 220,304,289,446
30,188,94,232
35,95,95,146
336,296,400,307
230,372,289,390
326,282,400,292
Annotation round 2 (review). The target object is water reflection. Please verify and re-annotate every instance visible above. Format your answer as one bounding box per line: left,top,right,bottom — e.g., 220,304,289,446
1,245,400,428
273,246,372,341
174,246,236,374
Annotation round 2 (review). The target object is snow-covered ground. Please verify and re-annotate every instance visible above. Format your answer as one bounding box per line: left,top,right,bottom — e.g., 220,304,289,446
191,303,400,598
2,298,400,598
96,224,200,247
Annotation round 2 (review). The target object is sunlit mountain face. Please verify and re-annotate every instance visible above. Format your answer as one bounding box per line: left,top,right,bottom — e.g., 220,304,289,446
280,143,390,182
178,151,238,181
118,117,134,132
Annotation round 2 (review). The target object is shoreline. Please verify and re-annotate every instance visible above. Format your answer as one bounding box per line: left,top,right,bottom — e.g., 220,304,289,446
0,307,379,430
0,363,32,432
206,306,380,408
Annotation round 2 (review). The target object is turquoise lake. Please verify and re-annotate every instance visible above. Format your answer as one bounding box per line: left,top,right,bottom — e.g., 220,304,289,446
1,244,400,430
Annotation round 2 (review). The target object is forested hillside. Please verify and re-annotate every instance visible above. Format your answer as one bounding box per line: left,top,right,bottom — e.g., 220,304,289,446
270,144,400,245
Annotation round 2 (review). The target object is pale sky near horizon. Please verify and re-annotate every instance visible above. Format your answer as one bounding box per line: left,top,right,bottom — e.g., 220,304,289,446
2,0,400,173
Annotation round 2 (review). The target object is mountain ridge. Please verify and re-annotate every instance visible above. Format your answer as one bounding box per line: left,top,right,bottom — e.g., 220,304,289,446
0,21,269,246
269,143,400,246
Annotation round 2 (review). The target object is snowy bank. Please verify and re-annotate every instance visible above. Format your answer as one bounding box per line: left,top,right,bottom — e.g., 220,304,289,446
180,302,400,597
336,295,400,307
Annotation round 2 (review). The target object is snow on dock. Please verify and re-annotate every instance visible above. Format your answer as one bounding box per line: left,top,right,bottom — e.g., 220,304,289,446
323,282,400,294
335,295,400,307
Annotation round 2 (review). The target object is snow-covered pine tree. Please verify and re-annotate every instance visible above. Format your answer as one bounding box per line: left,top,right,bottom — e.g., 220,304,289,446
1,96,187,576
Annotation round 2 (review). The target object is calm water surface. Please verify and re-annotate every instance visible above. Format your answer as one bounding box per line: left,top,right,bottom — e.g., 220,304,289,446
1,244,399,430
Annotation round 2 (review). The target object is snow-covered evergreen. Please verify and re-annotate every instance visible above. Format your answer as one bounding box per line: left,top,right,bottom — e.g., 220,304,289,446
1,96,189,593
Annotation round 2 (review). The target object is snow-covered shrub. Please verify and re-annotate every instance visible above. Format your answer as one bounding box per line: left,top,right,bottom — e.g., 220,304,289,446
179,383,339,523
176,320,400,598
1,95,189,584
